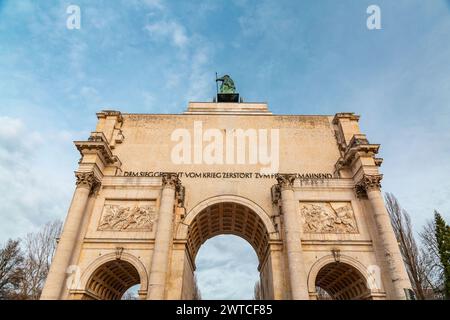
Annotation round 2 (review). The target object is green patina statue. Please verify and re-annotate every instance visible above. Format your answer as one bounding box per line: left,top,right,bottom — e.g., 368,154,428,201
216,74,236,94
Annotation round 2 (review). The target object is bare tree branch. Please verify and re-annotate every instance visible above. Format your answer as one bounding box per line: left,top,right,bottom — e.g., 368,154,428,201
385,193,430,299
18,220,62,300
0,240,23,299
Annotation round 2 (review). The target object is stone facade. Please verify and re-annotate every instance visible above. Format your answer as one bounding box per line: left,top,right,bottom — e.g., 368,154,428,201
41,102,412,300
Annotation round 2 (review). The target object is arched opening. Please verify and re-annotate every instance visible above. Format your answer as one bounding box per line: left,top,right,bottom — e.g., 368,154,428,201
185,202,271,299
315,262,371,300
85,260,141,300
122,284,140,300
187,202,269,262
195,235,259,299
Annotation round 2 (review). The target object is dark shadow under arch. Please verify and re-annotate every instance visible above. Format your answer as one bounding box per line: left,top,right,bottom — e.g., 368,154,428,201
315,262,371,300
85,260,141,300
187,202,270,266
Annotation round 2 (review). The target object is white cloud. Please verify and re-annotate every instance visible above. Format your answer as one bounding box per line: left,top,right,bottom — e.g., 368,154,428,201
140,3,215,103
0,116,23,137
195,235,259,299
142,0,165,10
0,117,74,243
145,20,189,48
127,0,165,11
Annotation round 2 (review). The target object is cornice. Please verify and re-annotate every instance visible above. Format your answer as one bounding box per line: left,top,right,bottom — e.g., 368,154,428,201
335,143,380,173
74,132,122,167
96,110,123,123
332,112,360,125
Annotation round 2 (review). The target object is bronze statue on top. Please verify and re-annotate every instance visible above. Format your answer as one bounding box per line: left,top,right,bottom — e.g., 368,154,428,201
216,74,236,94
215,74,240,102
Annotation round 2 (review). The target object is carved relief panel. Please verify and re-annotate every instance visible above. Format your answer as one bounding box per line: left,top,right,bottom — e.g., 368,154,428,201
299,202,358,234
98,200,157,231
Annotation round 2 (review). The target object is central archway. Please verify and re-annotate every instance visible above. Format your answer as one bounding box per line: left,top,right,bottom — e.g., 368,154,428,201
195,234,260,299
187,202,270,265
175,196,281,300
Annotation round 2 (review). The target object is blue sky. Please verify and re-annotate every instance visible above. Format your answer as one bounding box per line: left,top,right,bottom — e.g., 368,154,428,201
1,0,449,299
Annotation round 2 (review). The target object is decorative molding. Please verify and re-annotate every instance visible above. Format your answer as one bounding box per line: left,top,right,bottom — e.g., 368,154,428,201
176,184,185,208
347,134,369,149
354,183,368,199
114,129,125,144
354,174,383,198
161,172,181,189
334,143,380,173
271,184,281,205
115,247,124,260
98,204,156,231
374,158,383,167
276,174,296,190
96,110,123,124
87,131,108,143
74,137,122,167
363,174,383,190
331,248,341,262
300,202,358,234
301,239,372,247
332,113,360,125
333,131,381,177
334,129,347,153
101,176,162,187
75,171,100,192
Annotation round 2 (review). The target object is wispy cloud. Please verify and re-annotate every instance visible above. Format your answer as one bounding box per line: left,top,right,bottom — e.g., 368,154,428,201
1,0,449,299
196,235,259,299
145,20,189,48
0,117,76,241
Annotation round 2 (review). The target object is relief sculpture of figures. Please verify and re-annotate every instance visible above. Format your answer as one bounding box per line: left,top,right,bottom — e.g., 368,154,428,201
98,205,156,231
300,202,358,234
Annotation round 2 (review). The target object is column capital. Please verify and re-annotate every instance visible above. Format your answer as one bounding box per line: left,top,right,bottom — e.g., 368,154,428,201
355,174,383,198
276,174,296,190
161,172,181,190
75,171,101,192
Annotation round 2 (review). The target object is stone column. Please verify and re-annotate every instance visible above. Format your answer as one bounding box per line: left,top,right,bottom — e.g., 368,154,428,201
277,174,310,300
41,171,99,300
267,242,285,300
148,173,179,300
356,174,412,299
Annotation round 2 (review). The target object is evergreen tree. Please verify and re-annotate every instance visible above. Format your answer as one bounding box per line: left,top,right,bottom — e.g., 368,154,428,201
434,211,450,299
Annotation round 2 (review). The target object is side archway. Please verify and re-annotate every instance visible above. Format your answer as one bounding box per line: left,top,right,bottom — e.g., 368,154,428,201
78,252,148,300
308,255,376,300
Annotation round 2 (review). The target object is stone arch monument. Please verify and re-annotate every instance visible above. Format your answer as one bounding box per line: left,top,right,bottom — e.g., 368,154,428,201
41,99,412,300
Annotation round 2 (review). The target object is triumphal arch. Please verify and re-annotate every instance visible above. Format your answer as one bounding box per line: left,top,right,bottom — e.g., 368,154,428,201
41,87,412,300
